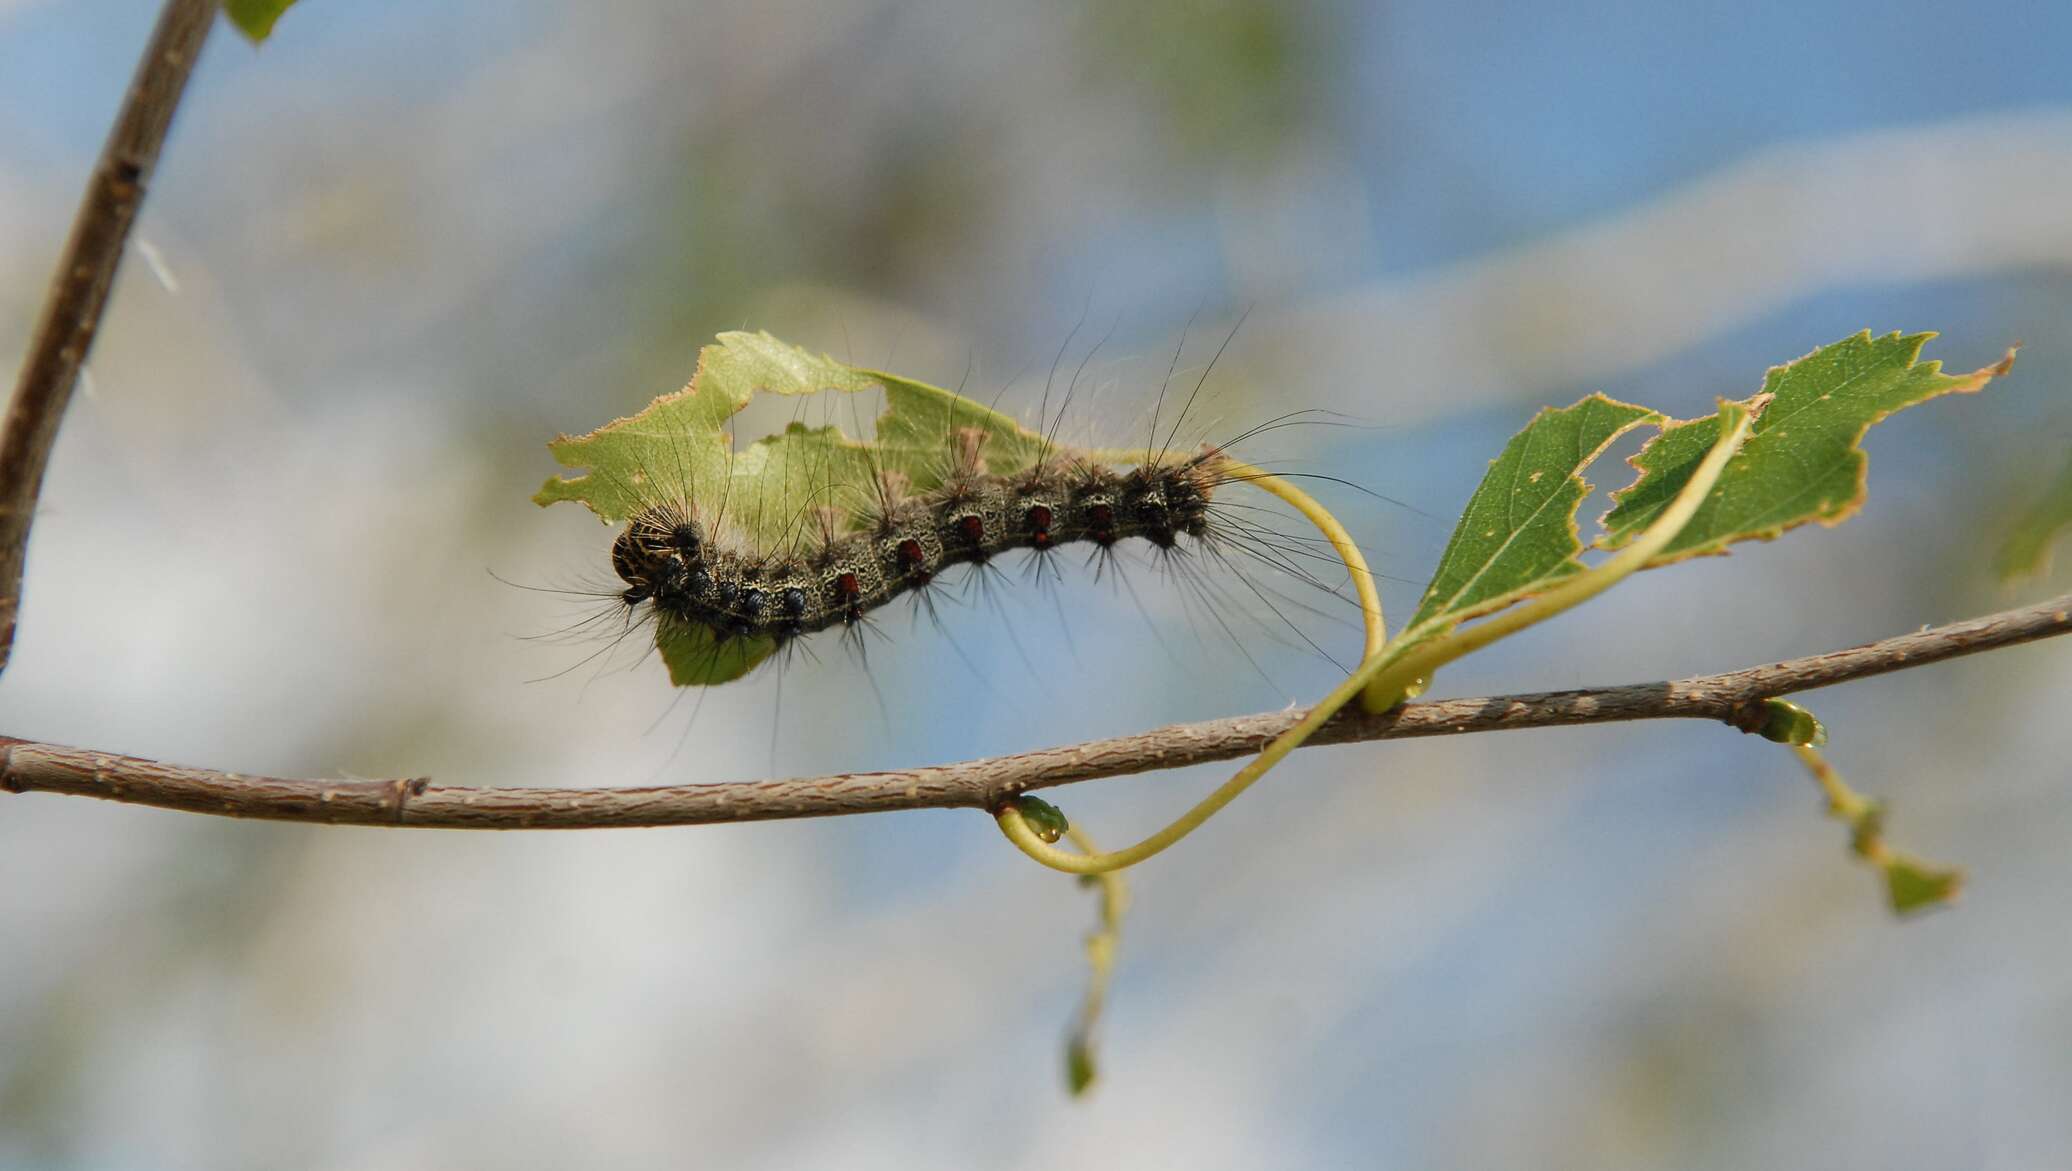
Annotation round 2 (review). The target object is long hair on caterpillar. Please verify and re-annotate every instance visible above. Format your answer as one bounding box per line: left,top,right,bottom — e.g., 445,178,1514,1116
528,326,1393,749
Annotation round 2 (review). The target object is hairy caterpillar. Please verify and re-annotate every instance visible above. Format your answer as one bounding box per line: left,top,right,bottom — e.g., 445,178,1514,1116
536,330,1366,690
609,452,1220,642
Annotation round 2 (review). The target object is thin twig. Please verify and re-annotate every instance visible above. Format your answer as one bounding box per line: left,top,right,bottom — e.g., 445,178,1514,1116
0,0,218,675
4,593,2065,829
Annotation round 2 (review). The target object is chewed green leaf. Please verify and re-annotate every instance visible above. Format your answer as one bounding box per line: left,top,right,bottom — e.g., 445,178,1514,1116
535,331,1053,545
1997,452,2072,580
1601,332,2014,564
875,375,1054,483
654,617,751,692
535,331,875,528
224,0,300,43
535,332,1057,684
1404,394,1661,633
656,626,776,688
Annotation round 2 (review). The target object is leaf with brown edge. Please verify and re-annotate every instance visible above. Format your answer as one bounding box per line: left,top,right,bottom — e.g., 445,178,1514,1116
1600,331,2015,565
1402,393,1662,635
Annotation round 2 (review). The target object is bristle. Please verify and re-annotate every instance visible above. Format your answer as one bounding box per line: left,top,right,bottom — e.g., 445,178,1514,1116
611,458,1226,646
541,322,1387,700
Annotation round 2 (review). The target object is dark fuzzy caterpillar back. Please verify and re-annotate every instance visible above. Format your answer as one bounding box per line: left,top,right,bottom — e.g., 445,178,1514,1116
610,452,1221,645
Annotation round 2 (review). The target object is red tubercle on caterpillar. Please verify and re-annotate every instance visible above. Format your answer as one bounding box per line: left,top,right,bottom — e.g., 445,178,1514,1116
1026,502,1054,550
834,570,864,624
895,537,932,584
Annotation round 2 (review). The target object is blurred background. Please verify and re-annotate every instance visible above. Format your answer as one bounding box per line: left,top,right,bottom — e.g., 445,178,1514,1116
3,0,2071,1166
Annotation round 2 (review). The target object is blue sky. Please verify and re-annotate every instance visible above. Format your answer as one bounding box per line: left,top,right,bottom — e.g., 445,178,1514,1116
3,2,2070,1167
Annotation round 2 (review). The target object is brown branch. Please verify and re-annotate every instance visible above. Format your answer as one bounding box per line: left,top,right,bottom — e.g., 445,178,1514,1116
0,0,218,676
5,593,2066,829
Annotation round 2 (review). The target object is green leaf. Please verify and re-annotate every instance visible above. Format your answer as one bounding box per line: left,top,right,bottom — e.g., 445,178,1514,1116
1883,854,1964,915
1997,451,2072,580
1403,394,1661,634
537,331,1049,541
223,0,299,43
1602,331,2013,563
655,628,779,690
537,332,876,534
536,332,1055,684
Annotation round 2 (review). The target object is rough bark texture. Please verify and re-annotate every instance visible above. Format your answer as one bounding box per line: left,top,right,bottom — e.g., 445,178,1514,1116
6,594,2065,829
0,0,217,673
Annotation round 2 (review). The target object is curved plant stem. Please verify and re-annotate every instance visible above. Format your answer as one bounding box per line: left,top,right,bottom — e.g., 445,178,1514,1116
1062,824,1127,1096
1791,742,1964,914
995,451,1389,875
1359,400,1757,711
995,640,1390,872
1795,743,1871,822
1214,455,1387,659
1089,449,1387,657
998,402,1756,875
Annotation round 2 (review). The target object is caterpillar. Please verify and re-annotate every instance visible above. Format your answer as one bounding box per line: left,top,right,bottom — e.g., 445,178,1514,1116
608,452,1221,644
536,330,1364,689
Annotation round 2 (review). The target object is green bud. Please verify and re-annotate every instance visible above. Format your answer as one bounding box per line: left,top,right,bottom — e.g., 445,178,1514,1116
1065,1036,1098,1096
1752,698,1827,746
1014,796,1069,844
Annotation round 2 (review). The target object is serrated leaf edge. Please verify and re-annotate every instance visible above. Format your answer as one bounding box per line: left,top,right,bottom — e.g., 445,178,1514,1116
1597,331,2015,567
1406,393,1663,636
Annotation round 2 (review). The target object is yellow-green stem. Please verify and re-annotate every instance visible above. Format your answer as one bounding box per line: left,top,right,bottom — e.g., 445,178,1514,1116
1789,740,1964,915
996,451,1394,874
1090,449,1387,659
1217,457,1387,661
1360,401,1756,711
1063,824,1126,1095
1793,742,1874,827
1000,409,1749,876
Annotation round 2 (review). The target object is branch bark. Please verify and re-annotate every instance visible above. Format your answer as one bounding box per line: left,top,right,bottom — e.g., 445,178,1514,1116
5,593,2065,829
0,8,2059,854
0,0,218,676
